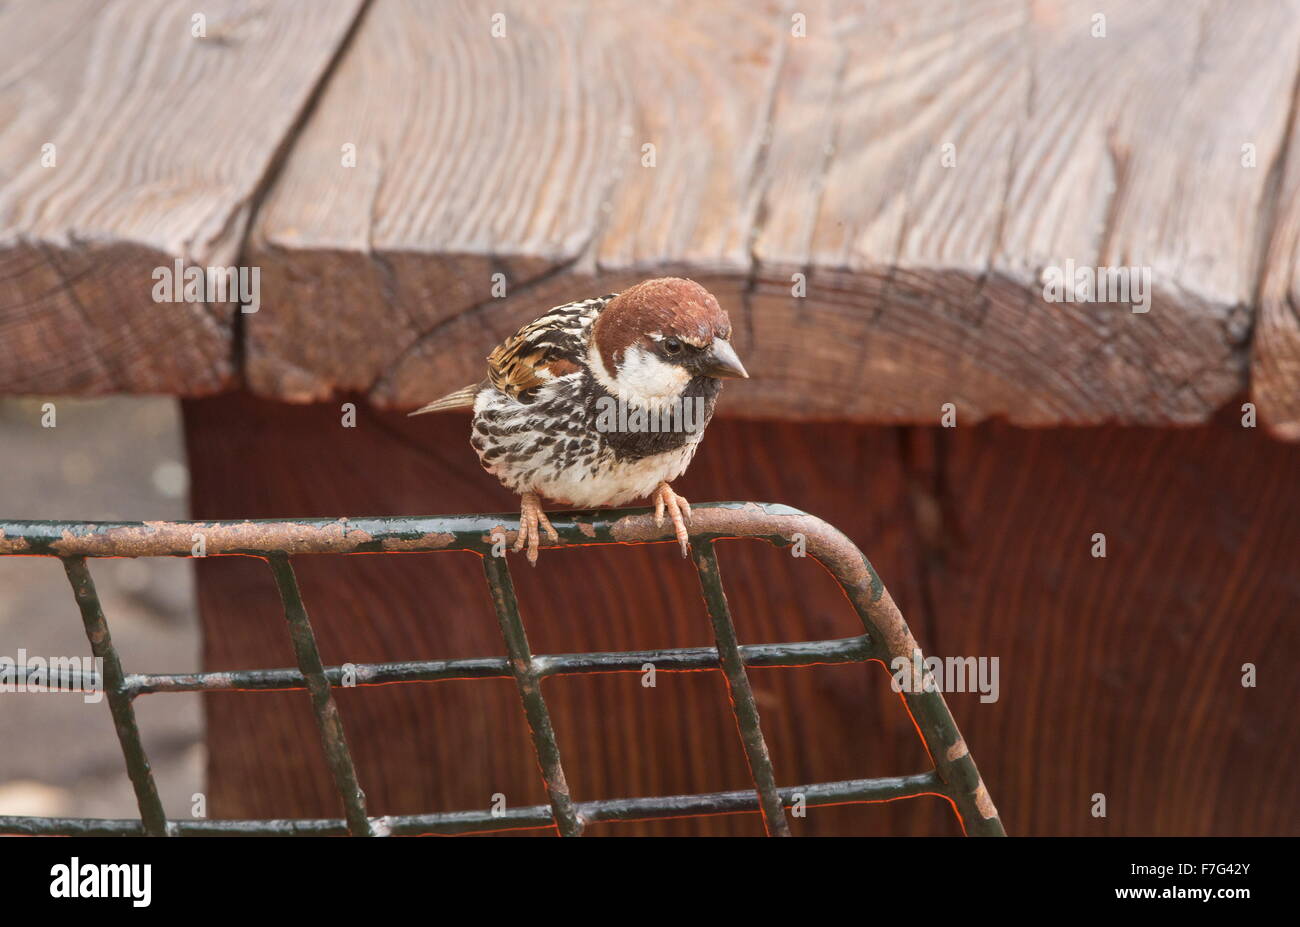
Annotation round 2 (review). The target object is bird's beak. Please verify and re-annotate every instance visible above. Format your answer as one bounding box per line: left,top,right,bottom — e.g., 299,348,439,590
701,338,749,379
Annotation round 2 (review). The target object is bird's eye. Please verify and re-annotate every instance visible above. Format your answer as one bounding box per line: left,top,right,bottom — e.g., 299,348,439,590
662,337,682,356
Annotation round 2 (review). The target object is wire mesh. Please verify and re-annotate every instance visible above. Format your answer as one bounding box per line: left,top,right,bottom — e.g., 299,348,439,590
0,502,1005,837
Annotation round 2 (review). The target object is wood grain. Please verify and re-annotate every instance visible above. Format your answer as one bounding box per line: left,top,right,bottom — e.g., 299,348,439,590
184,394,1299,835
243,0,1300,431
747,0,1296,425
0,0,366,394
915,409,1300,835
184,393,956,836
4,0,1299,434
245,0,784,403
1254,30,1300,439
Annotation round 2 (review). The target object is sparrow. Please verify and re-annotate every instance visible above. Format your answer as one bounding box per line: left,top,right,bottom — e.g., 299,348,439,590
410,277,748,564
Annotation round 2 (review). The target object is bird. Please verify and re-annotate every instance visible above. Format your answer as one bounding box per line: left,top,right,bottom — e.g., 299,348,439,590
409,277,748,564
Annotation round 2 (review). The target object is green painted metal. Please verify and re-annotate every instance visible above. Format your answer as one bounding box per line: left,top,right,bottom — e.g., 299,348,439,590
482,555,582,836
116,635,873,695
266,554,373,836
61,556,169,837
0,771,944,836
691,542,790,836
0,503,1005,837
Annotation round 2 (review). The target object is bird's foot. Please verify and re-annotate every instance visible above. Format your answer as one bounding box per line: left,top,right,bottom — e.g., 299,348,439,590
652,482,693,557
513,491,559,566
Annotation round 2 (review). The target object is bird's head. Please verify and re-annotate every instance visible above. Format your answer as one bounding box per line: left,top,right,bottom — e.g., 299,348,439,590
587,277,748,409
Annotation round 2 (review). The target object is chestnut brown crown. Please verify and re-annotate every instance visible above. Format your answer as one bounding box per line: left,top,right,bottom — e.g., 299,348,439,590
593,277,734,373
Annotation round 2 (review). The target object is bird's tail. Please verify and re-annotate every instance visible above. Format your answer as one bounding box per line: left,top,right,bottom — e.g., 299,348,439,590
408,384,479,416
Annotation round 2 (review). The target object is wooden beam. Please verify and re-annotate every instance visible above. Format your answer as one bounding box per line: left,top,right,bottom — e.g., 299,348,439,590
1253,30,1300,439
0,0,367,394
244,0,1300,429
6,1,1300,435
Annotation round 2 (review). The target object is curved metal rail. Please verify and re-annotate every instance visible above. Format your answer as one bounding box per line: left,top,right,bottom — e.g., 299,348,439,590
0,502,1005,837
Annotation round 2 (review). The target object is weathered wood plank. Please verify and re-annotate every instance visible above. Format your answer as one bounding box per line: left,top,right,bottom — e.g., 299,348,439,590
6,1,1299,432
747,0,1295,424
0,0,367,393
244,0,1299,429
246,0,787,402
1253,36,1300,439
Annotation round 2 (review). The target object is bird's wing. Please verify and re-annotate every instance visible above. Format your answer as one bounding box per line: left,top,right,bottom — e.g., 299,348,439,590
486,296,611,400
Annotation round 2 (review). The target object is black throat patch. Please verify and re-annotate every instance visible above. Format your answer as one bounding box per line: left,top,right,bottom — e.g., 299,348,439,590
581,373,720,461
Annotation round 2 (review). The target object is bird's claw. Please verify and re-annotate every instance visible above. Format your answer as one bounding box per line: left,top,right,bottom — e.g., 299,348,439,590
653,482,692,557
514,492,558,565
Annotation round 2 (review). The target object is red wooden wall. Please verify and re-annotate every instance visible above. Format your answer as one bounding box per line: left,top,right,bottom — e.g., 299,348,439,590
183,393,1299,836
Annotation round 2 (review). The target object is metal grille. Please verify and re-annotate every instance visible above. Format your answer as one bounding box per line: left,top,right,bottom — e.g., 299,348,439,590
0,502,1005,837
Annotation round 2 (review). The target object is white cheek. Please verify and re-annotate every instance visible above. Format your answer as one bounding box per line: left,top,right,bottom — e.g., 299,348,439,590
613,346,691,407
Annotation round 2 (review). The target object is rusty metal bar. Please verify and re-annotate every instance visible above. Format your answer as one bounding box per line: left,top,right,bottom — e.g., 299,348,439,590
690,541,791,837
266,554,373,837
0,769,944,837
61,556,169,837
119,635,874,696
481,555,582,836
0,504,1003,837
